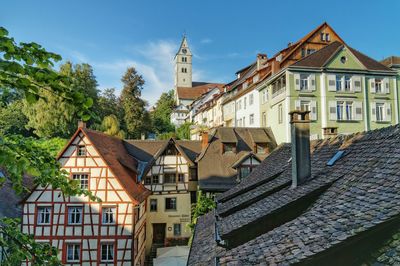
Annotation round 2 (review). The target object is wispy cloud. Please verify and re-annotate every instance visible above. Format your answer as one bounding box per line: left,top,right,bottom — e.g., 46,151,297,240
200,38,213,44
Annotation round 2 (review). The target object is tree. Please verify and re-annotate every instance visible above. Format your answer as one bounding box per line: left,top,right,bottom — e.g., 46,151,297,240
97,88,123,121
119,67,149,139
151,90,175,134
101,114,126,139
176,122,193,140
0,100,30,136
23,61,98,138
188,190,216,232
0,26,96,265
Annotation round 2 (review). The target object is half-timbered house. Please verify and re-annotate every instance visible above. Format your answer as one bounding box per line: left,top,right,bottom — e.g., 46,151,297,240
21,124,150,266
124,139,201,255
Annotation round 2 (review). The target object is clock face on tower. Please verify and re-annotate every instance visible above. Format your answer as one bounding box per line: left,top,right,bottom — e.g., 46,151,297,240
182,48,187,54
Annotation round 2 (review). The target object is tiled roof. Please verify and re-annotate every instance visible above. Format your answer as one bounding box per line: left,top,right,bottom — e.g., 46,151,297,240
196,128,276,192
381,56,400,68
82,129,151,203
189,124,400,265
177,83,224,100
291,41,394,72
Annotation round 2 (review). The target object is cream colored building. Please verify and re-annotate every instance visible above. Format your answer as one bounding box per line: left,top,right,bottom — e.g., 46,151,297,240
124,139,201,254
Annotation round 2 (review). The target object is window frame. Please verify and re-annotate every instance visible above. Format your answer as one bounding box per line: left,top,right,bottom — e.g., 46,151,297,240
299,74,309,91
278,104,283,124
68,206,83,225
150,199,157,212
66,243,81,263
173,223,181,236
376,102,385,122
165,197,177,211
77,145,86,156
37,206,52,225
100,243,114,262
72,173,89,189
102,207,116,225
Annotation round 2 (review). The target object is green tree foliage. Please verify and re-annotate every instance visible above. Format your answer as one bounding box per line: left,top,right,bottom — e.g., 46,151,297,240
176,122,193,140
0,26,97,264
97,88,124,121
101,114,126,139
23,61,97,138
157,131,176,140
151,90,175,134
34,137,67,158
0,100,30,136
188,191,216,231
120,67,150,138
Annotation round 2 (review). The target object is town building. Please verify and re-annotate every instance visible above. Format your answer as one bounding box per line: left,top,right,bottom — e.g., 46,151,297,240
170,36,223,127
21,125,150,266
259,41,398,144
196,127,276,194
189,111,400,265
381,55,400,120
124,138,201,256
220,22,345,131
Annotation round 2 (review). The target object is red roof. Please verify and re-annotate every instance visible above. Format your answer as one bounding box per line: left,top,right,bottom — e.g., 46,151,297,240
177,83,224,100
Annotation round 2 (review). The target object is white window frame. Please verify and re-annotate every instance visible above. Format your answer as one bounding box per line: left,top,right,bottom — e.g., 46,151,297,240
68,206,83,225
101,243,114,262
37,207,51,225
66,243,80,262
77,145,86,156
102,207,116,224
376,102,385,122
249,114,254,125
300,74,309,91
72,174,89,189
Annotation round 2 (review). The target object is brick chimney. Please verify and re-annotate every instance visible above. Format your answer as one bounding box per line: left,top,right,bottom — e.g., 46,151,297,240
271,59,280,75
257,53,268,71
323,127,338,139
201,131,209,150
289,110,311,188
78,120,86,129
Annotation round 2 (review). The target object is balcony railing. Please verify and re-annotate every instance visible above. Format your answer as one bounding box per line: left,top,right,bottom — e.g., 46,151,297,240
272,86,286,99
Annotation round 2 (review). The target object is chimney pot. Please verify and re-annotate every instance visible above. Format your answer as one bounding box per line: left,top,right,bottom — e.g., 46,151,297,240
323,127,338,139
78,120,86,129
289,110,311,188
201,131,209,149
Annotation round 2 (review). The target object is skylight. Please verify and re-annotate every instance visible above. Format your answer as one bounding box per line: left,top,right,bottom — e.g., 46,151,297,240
327,150,345,166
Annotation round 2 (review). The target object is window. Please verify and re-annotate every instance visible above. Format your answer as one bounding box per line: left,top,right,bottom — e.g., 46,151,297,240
77,145,86,156
72,174,88,189
68,207,82,224
165,146,177,155
375,78,383,93
278,104,283,124
262,112,267,127
256,143,268,154
376,103,385,121
144,176,151,185
102,207,116,224
150,199,157,212
244,97,247,109
327,150,345,166
249,114,254,125
320,32,325,41
336,75,343,91
300,74,309,90
337,101,353,120
224,143,235,153
164,173,175,184
301,48,306,58
239,166,251,180
101,243,114,262
340,56,347,64
182,57,187,62
178,173,185,182
173,224,181,236
37,207,51,225
326,33,330,41
262,90,268,103
300,101,311,112
249,94,254,105
152,175,159,184
165,198,177,210
66,244,80,262
344,76,351,91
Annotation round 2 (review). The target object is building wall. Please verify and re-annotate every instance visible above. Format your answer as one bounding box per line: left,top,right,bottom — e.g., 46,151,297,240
234,89,260,127
223,100,236,127
142,151,193,254
21,131,145,266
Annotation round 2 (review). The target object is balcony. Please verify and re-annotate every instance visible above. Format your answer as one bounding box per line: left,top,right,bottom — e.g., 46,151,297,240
272,86,286,99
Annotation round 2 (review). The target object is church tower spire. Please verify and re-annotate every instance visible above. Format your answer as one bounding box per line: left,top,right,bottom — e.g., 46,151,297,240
174,35,192,89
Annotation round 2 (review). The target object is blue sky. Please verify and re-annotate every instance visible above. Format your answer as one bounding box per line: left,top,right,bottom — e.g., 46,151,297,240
3,0,399,105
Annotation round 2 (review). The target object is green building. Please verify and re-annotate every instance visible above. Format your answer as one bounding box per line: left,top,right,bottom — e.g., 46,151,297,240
259,41,398,144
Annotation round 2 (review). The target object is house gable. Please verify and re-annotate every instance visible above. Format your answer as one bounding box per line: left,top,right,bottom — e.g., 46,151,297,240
325,46,367,70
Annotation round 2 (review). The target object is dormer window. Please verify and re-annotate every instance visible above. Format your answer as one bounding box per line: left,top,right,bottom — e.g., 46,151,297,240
256,143,268,154
223,143,236,154
77,145,86,156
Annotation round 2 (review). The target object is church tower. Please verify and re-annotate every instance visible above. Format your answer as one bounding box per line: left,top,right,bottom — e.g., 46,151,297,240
174,36,192,89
